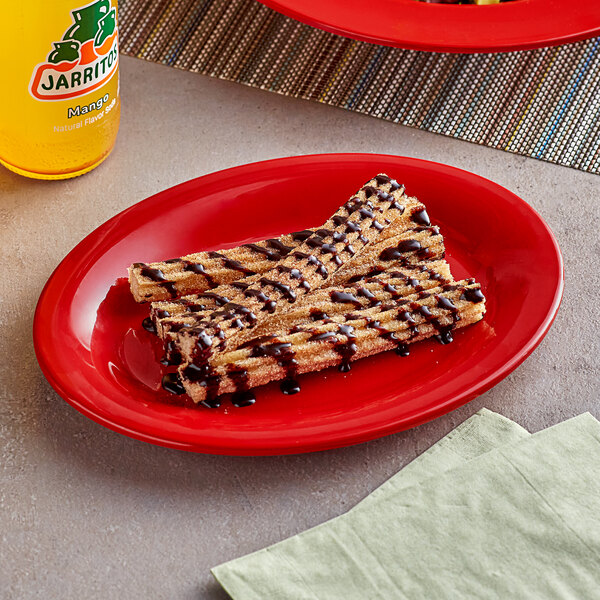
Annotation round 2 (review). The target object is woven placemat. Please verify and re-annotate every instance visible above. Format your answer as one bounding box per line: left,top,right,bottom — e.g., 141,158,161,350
119,0,600,174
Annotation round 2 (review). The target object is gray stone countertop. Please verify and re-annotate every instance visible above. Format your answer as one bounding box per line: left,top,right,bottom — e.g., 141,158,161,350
1,56,599,599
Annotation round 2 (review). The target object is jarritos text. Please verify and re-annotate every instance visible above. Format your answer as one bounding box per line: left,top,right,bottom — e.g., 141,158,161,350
29,0,118,101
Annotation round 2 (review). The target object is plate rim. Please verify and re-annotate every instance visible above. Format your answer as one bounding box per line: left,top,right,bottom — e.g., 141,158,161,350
33,153,564,455
256,0,600,53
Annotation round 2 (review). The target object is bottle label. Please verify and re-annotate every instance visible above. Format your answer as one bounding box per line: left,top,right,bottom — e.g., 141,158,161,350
29,0,118,102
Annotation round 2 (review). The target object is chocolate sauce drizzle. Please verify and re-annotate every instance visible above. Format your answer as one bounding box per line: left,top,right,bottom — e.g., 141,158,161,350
356,287,381,307
214,303,257,327
242,243,282,261
197,292,230,306
395,343,410,357
183,261,207,275
182,362,222,408
167,321,193,333
379,239,423,261
290,229,313,242
362,186,378,199
399,293,461,346
374,174,391,185
361,185,405,212
334,324,357,372
259,277,297,302
223,258,256,275
330,290,362,309
343,197,363,212
462,288,485,303
228,366,256,407
348,265,386,283
306,236,343,266
307,324,357,372
397,307,419,340
280,379,301,395
365,319,402,350
249,340,300,395
377,227,441,263
372,174,403,194
231,390,256,407
309,331,338,342
206,252,257,277
432,296,459,344
162,373,186,395
278,266,311,291
238,334,276,348
161,339,182,365
183,261,217,288
293,252,328,278
244,288,276,313
134,263,178,298
411,207,431,226
343,220,367,242
309,309,327,322
266,238,294,254
142,317,157,334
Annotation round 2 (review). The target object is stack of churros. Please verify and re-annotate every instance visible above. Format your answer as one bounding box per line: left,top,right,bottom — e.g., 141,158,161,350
129,174,486,407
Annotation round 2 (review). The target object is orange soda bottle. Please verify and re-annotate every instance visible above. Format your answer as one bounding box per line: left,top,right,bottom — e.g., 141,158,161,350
0,0,120,179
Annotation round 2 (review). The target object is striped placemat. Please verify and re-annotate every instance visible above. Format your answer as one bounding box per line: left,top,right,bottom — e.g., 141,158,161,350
119,0,600,174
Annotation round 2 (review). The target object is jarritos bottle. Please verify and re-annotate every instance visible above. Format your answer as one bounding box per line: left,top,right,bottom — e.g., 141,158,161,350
0,0,120,179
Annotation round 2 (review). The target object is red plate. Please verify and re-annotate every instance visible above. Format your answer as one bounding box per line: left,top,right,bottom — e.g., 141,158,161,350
258,0,600,53
33,154,563,455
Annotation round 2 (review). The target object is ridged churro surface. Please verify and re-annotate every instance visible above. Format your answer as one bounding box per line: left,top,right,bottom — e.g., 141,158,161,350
129,179,431,303
178,281,486,405
151,226,447,339
129,173,486,408
169,175,421,363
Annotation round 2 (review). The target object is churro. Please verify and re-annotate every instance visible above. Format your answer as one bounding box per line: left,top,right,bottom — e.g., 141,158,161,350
177,281,486,406
128,172,486,408
128,180,431,303
151,224,447,339
167,175,421,365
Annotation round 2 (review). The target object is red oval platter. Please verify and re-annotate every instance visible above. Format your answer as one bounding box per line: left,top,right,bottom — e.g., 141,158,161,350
33,154,563,455
258,0,600,53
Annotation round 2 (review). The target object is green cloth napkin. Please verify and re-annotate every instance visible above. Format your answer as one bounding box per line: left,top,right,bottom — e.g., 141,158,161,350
352,409,529,512
213,411,600,599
